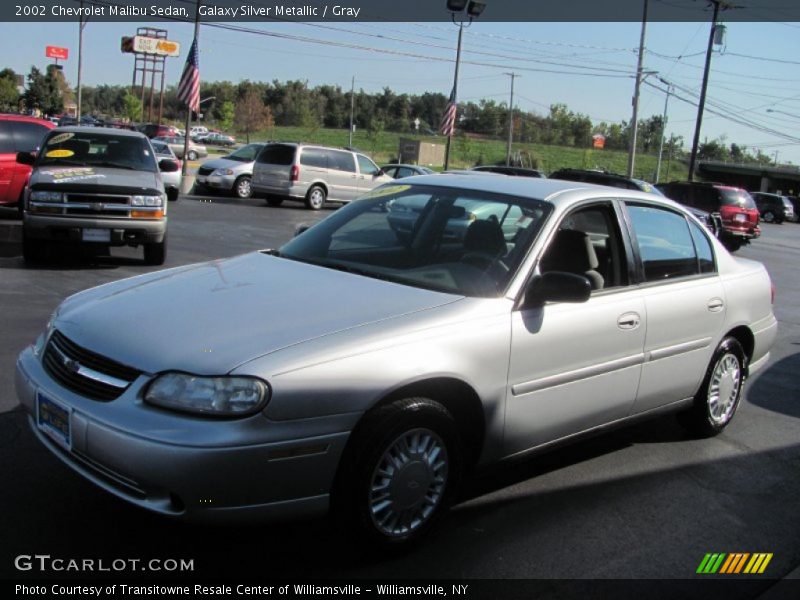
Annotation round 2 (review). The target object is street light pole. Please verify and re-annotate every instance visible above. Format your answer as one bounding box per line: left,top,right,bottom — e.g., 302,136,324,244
76,0,88,119
348,75,355,147
655,83,672,183
626,0,649,178
504,72,518,166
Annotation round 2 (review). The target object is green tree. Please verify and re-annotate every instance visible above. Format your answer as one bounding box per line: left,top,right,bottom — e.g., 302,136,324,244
122,91,142,122
218,100,235,131
234,88,271,143
0,74,19,111
366,118,384,156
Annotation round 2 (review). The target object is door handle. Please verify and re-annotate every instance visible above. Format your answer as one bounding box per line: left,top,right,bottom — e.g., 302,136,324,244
707,298,724,312
617,312,641,330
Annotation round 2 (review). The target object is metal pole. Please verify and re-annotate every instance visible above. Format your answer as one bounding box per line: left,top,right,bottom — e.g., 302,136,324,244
626,0,649,178
655,84,671,183
76,0,85,119
348,75,355,147
443,21,464,171
688,0,721,181
182,1,201,177
504,72,517,166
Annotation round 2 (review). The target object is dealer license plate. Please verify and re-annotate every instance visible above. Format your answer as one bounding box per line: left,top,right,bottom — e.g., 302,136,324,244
36,392,72,451
82,228,110,242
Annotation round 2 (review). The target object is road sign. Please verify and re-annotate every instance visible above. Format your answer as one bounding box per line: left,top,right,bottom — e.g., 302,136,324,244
46,46,69,60
121,35,180,57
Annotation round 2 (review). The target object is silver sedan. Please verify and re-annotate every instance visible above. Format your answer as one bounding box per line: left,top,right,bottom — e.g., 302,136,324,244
16,175,776,547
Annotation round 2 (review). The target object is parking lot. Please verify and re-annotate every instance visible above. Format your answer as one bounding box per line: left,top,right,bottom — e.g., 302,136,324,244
1,196,799,588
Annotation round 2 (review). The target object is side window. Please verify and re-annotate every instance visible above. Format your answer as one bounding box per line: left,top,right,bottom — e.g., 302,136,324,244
627,204,699,282
357,154,380,176
299,148,328,169
328,150,356,173
11,122,50,152
689,220,716,274
396,167,415,179
0,122,14,153
383,167,398,178
539,203,629,291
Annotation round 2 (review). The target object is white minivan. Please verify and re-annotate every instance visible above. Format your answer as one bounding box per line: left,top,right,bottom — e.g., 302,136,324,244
251,143,393,210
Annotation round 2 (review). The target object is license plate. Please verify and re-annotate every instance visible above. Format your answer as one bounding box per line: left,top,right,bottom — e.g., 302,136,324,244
82,228,110,242
36,392,72,451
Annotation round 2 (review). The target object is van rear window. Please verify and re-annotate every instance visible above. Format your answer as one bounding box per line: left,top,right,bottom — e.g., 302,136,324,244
257,144,295,165
719,189,756,209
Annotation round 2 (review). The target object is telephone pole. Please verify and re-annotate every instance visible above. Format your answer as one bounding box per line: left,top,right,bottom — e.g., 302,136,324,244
504,72,518,166
348,76,355,147
627,0,649,178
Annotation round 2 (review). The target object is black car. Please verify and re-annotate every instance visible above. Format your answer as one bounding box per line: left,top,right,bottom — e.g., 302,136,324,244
471,165,545,178
750,192,795,224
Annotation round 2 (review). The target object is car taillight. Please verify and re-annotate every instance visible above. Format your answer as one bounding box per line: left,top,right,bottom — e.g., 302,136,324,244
290,165,300,182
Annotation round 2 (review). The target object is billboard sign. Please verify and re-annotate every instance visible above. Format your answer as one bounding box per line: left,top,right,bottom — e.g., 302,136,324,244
45,46,69,60
121,36,180,57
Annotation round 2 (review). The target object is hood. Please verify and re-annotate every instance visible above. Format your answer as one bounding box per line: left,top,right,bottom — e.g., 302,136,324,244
199,157,250,171
30,166,161,195
54,253,461,375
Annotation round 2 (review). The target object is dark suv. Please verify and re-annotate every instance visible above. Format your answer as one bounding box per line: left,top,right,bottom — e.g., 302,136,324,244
750,192,795,224
656,182,760,251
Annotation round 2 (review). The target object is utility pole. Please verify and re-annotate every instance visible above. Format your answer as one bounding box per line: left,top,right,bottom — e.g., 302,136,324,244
688,0,726,181
348,76,355,148
655,83,672,183
504,72,518,166
626,0,649,178
76,0,88,119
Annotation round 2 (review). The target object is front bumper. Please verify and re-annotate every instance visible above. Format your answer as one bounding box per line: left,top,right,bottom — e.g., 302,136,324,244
15,347,353,522
24,214,166,246
196,174,236,191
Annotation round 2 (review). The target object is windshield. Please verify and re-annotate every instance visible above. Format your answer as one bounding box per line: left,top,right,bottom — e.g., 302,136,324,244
720,189,757,209
39,131,157,172
227,144,262,162
279,184,551,297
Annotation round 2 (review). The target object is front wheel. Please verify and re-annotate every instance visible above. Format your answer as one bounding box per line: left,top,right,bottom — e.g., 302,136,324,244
305,185,326,210
334,398,462,548
233,176,252,199
678,337,746,437
143,237,167,266
22,232,46,265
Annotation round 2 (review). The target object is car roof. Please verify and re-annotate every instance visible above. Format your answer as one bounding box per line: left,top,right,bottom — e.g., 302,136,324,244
51,126,148,139
0,114,56,126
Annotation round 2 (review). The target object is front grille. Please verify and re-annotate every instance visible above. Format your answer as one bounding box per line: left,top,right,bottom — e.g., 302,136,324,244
43,330,140,401
64,193,131,217
197,166,214,176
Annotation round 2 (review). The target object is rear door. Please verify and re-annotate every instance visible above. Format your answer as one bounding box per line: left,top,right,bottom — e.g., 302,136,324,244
326,149,359,202
253,144,296,190
0,121,14,204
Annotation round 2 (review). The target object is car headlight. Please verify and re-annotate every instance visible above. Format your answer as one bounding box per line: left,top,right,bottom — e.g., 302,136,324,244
131,195,163,207
33,308,59,358
144,372,269,417
30,191,62,203
213,168,234,176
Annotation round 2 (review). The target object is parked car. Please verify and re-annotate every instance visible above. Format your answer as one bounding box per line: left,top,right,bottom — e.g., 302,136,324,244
57,115,78,127
0,114,55,215
152,136,208,161
195,143,264,199
17,175,776,547
138,123,179,139
252,143,393,209
656,182,760,252
787,196,800,222
202,132,236,147
750,192,794,224
380,163,434,179
189,126,208,139
17,127,177,265
150,140,182,202
471,165,545,178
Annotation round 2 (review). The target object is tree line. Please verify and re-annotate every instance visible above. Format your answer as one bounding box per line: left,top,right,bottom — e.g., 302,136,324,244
0,65,778,166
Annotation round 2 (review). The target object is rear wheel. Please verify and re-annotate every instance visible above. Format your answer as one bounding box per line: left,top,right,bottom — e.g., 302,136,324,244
762,210,775,223
187,150,198,161
678,337,746,437
334,398,462,548
167,188,179,202
233,176,252,199
722,237,743,252
305,185,326,210
143,237,167,266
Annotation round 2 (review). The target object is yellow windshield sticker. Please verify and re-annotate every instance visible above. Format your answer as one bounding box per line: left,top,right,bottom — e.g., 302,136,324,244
47,132,75,145
363,184,411,199
45,149,75,158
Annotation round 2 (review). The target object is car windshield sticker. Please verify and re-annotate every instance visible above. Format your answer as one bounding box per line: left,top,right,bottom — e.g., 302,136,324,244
47,132,75,145
45,149,74,159
363,184,411,199
40,167,106,184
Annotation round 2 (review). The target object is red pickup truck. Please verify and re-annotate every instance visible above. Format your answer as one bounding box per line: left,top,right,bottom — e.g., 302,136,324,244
0,114,56,215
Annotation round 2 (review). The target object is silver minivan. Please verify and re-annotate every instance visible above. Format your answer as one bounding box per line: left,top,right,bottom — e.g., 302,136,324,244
251,143,393,209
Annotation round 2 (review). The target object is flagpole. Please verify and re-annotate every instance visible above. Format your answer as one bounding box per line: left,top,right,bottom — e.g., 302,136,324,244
443,21,463,171
182,0,201,178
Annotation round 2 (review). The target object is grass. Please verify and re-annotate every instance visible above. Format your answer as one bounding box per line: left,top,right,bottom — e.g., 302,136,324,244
234,125,689,183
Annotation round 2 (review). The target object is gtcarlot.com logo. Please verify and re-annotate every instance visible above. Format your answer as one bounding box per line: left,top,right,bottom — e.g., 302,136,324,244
697,553,773,575
14,554,194,572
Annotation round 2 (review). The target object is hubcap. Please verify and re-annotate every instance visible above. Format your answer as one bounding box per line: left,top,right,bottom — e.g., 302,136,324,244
708,352,741,425
310,189,324,208
368,428,448,537
237,178,251,198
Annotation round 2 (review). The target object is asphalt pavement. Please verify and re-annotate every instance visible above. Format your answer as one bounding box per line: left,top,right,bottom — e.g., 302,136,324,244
0,198,798,593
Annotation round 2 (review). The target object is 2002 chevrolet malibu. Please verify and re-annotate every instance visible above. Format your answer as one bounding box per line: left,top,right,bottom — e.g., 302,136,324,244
16,175,777,546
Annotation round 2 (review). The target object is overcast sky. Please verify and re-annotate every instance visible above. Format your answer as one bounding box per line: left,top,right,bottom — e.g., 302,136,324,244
2,16,799,164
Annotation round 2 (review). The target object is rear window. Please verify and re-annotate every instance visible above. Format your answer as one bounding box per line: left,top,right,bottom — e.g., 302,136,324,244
719,189,756,209
257,144,295,165
12,121,51,152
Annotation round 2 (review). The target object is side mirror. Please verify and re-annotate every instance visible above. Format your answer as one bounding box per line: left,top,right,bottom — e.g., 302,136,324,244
158,158,180,173
522,271,591,308
16,151,36,166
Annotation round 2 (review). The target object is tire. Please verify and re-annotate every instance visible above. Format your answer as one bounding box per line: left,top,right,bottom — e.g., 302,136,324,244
187,150,198,161
266,196,284,207
167,188,179,202
143,237,167,266
21,232,46,265
233,176,252,199
722,237,743,252
678,337,746,437
305,185,327,210
762,210,775,223
333,398,462,549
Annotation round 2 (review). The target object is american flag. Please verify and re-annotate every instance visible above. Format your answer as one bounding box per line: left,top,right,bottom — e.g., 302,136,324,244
177,37,200,114
439,87,457,137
